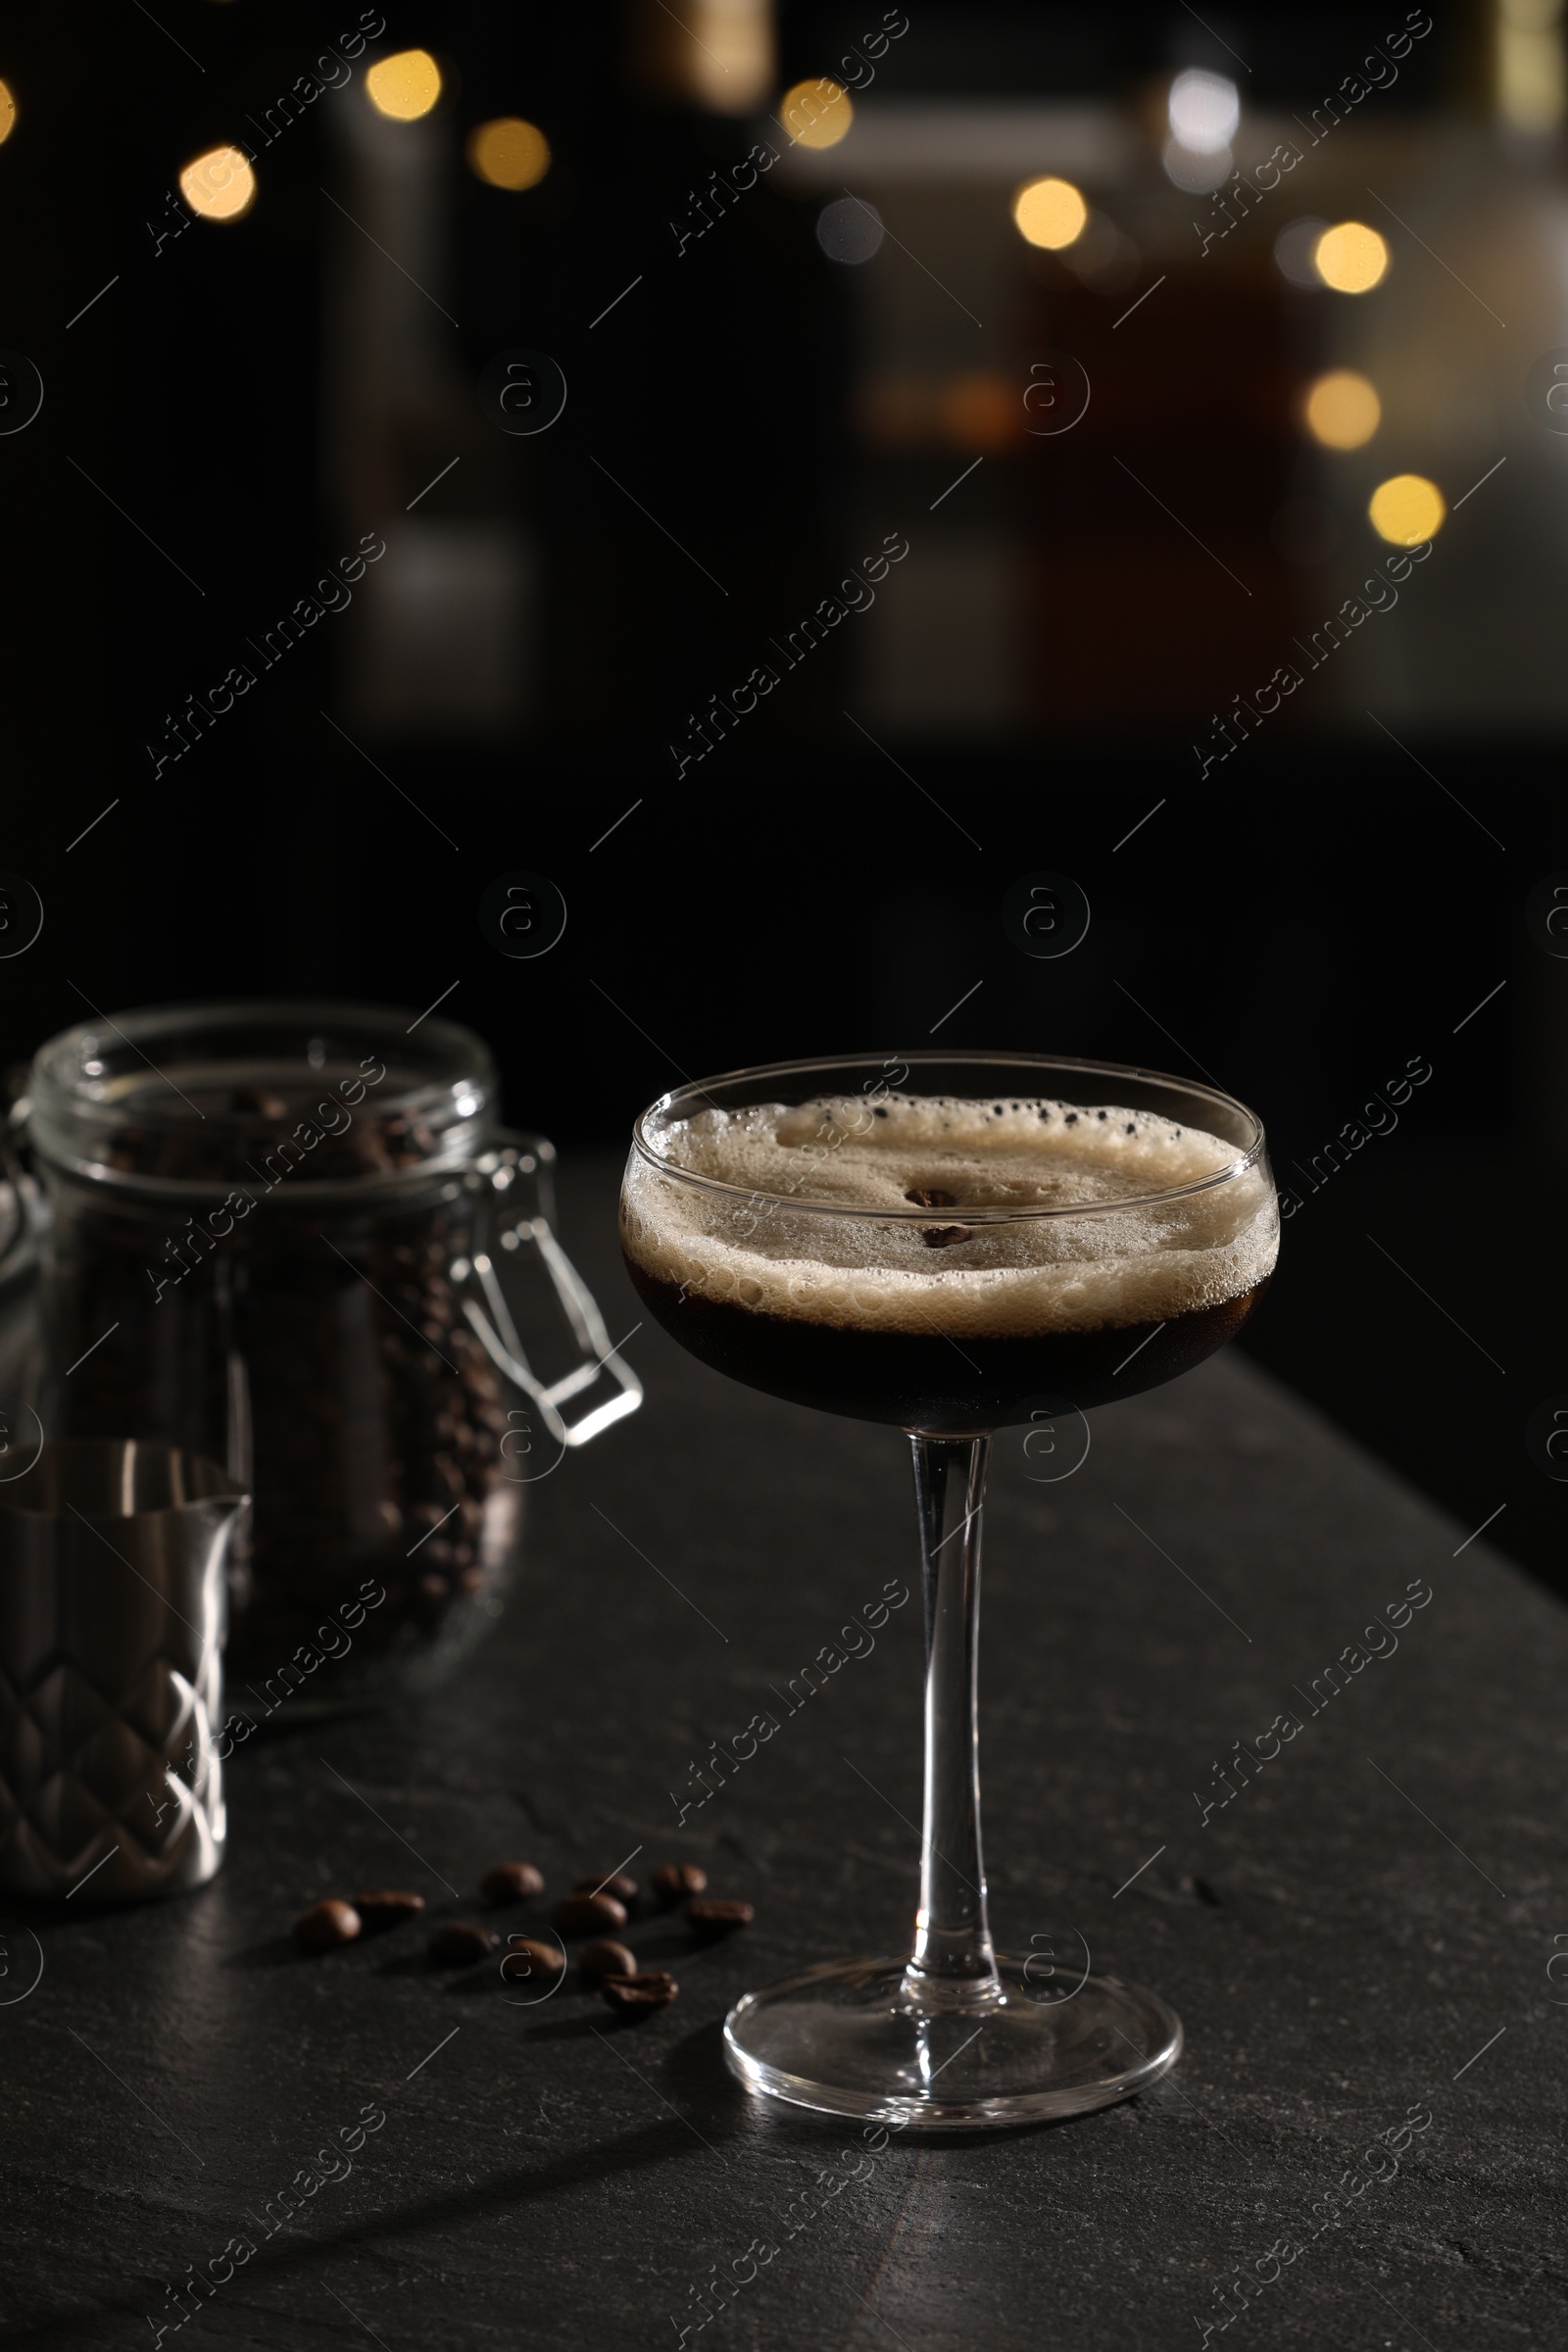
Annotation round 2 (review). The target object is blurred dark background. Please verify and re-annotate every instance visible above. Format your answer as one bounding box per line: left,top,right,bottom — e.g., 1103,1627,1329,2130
2,0,1564,1591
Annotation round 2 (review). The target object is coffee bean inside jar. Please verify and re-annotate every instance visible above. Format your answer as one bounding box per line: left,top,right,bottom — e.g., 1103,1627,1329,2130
23,1003,638,1700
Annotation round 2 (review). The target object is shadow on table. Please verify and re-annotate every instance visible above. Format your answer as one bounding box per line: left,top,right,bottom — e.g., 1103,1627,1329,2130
0,2114,720,2349
0,2013,1129,2346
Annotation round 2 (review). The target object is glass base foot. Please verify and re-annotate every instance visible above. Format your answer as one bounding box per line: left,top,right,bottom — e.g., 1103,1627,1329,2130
723,1953,1182,2131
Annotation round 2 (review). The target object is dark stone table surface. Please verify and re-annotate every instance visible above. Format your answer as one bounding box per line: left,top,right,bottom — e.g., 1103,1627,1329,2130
2,1154,1562,2350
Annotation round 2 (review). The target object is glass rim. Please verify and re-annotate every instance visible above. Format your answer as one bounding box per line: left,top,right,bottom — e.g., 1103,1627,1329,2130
28,998,494,1119
629,1050,1268,1222
24,998,498,1201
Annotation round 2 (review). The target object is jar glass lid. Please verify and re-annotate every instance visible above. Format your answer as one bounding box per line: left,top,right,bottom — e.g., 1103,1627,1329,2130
26,1000,498,1199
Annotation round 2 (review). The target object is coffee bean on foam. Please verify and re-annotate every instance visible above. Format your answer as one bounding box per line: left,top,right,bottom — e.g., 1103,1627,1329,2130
622,1095,1278,1338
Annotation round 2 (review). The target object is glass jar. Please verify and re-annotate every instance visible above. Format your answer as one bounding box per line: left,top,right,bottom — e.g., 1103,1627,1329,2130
19,1002,638,1702
0,1150,42,1450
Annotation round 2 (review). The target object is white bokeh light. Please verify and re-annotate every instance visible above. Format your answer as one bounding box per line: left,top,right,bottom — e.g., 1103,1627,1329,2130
1168,69,1240,155
1163,138,1232,192
1274,217,1331,287
816,196,884,265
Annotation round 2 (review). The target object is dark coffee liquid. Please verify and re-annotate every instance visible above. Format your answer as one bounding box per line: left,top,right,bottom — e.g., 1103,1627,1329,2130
624,1255,1270,1429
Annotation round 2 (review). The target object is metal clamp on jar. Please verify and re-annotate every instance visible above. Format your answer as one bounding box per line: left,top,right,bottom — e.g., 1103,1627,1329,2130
15,1001,640,1702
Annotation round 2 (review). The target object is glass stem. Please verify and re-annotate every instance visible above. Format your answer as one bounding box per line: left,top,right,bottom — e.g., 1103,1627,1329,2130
904,1433,1002,2006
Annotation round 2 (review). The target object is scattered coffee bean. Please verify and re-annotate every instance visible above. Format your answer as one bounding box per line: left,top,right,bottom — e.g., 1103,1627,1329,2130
428,1921,500,1966
573,1872,638,1906
579,1938,637,1983
650,1863,707,1904
552,1892,628,1936
600,1971,679,2017
480,1862,545,1904
502,1936,565,1985
687,1899,754,1939
294,1899,361,1952
350,1889,425,1934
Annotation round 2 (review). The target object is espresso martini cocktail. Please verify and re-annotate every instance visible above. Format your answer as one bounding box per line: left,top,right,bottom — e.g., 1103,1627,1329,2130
621,1053,1279,2130
622,1082,1275,1429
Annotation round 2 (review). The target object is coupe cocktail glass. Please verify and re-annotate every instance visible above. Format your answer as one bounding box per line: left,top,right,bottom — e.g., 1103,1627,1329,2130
621,1053,1277,2129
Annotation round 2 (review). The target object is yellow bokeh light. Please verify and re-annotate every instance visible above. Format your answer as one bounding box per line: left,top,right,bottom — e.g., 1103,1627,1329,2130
366,49,443,122
782,77,853,150
1011,175,1089,251
1369,473,1446,545
178,145,256,222
1303,369,1381,450
1313,220,1390,293
1499,0,1566,132
466,117,551,190
0,81,16,145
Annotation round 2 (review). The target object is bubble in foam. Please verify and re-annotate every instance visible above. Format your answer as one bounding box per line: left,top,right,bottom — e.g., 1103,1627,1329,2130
624,1094,1277,1340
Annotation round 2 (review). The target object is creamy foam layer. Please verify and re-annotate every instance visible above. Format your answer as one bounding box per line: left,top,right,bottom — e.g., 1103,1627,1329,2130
622,1095,1278,1337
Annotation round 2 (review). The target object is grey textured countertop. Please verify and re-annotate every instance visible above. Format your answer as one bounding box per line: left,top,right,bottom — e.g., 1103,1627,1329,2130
2,1154,1562,2349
